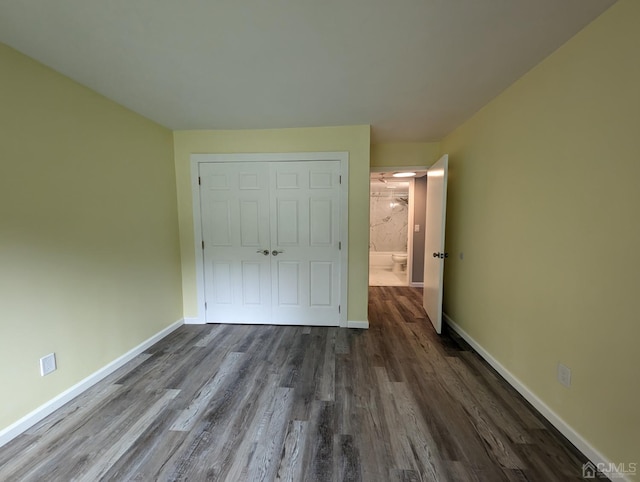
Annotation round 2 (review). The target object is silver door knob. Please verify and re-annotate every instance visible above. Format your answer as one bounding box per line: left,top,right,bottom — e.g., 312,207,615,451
272,250,284,256
256,249,269,256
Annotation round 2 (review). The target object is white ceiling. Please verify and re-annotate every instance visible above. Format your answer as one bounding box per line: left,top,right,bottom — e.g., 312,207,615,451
0,0,615,142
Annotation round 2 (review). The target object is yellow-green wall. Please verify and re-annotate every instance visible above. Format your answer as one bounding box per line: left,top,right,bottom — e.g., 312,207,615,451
0,44,183,431
370,142,440,169
441,0,639,465
173,126,371,323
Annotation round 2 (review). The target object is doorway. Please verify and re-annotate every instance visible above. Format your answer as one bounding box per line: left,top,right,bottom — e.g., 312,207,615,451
369,167,428,287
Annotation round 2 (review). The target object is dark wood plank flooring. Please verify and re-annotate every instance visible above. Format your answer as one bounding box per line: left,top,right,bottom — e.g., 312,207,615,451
0,287,592,481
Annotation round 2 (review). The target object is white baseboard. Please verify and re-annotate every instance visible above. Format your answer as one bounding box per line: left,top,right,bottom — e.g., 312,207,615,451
0,319,184,449
443,313,630,482
188,316,366,330
183,317,202,325
347,319,369,329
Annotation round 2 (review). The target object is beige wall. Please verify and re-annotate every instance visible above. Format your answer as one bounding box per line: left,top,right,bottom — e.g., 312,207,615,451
370,142,440,169
441,0,639,465
0,44,183,431
173,126,371,323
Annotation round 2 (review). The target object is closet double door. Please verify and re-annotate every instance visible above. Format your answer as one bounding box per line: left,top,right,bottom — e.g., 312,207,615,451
199,160,341,326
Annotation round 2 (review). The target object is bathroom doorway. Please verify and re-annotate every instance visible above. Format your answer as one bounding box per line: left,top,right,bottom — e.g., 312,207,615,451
369,168,428,287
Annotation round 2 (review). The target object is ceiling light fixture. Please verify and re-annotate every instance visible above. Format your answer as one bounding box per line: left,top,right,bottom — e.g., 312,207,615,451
392,172,416,178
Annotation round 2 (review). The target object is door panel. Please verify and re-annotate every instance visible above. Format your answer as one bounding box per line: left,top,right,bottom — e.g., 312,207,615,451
239,201,261,246
309,171,333,189
276,261,301,306
210,261,232,303
209,200,232,246
276,199,300,245
238,172,260,190
310,199,333,245
276,171,300,189
310,262,333,306
209,174,229,190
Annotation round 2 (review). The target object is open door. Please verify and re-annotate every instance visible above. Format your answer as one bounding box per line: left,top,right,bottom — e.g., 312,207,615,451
423,155,448,334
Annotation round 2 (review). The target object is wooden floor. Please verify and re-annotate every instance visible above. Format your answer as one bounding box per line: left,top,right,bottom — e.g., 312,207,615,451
0,287,591,481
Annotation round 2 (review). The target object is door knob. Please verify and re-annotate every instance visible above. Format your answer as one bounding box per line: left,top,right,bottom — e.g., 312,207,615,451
432,252,448,259
256,249,269,256
272,250,284,256
432,252,441,258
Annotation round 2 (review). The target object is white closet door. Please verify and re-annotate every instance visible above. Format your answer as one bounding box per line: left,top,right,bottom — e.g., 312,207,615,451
199,160,341,326
199,162,272,323
269,161,341,325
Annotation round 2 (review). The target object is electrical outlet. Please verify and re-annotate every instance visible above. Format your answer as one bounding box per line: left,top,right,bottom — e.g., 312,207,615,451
557,363,571,388
40,353,57,376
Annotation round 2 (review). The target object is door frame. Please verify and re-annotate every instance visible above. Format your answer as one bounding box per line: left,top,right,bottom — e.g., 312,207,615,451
370,165,427,286
190,152,349,327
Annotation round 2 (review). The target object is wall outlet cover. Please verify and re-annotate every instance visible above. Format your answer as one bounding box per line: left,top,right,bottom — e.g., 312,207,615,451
40,353,57,376
558,363,571,388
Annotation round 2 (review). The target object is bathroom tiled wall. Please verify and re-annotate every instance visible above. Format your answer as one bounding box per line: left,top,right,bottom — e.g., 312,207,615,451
370,192,408,252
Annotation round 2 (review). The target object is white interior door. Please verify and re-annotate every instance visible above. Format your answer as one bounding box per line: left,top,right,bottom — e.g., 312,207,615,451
423,155,448,334
200,162,272,323
199,160,341,326
270,161,341,325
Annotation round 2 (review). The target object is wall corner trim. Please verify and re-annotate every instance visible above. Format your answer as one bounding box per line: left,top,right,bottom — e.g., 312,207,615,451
347,320,369,329
443,313,628,481
0,319,184,449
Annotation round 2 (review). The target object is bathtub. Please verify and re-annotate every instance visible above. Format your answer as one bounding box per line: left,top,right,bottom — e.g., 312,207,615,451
369,251,407,270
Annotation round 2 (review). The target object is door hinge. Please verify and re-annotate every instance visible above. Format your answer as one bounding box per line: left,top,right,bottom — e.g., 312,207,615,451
202,240,205,249
198,176,201,185
339,175,342,184
339,241,341,250
204,302,207,310
338,305,341,314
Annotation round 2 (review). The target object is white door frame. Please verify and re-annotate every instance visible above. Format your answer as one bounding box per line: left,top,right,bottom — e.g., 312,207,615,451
191,152,349,327
407,177,416,286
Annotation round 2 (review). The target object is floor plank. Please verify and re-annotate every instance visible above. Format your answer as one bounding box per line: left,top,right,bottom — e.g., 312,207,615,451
0,287,594,481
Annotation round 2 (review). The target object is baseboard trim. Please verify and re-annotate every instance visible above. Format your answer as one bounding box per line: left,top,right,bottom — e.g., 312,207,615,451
443,313,629,482
0,319,184,449
409,282,424,288
347,319,369,329
188,317,366,329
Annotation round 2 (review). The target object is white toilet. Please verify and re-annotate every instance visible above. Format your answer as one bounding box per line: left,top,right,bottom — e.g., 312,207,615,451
391,253,408,273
